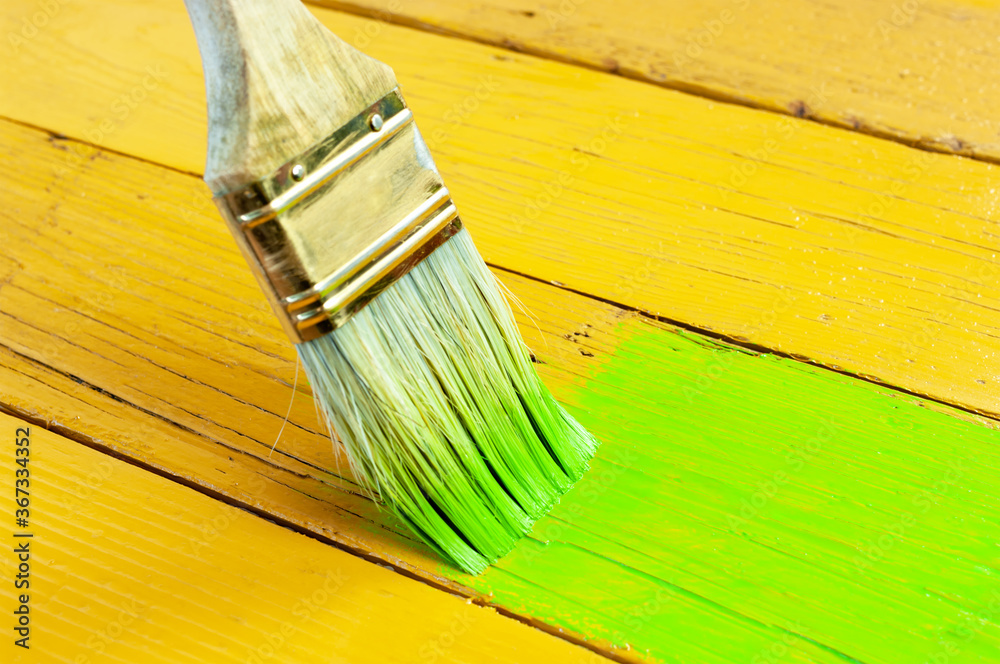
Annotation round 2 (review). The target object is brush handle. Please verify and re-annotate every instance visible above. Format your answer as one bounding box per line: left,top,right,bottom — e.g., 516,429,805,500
184,0,397,194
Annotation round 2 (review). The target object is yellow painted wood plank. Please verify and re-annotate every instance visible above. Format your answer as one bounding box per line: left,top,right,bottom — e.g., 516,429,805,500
0,116,631,655
2,0,998,420
3,120,1000,663
0,413,604,663
308,0,1000,162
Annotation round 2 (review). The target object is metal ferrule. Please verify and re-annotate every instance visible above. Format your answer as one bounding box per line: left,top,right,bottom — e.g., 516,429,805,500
214,88,463,343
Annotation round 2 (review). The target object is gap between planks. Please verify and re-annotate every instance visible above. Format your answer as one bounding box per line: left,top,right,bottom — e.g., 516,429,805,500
4,0,998,423
490,260,1000,428
0,399,632,664
11,113,993,432
302,0,1000,165
0,412,618,664
3,117,999,662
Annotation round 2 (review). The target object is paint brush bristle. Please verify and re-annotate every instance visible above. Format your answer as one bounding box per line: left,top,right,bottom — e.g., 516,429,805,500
184,0,599,574
299,229,598,574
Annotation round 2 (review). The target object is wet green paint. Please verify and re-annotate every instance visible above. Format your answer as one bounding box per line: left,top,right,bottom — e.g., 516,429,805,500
455,318,1000,663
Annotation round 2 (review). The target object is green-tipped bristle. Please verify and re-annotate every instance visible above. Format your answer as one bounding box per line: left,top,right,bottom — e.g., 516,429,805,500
298,228,599,574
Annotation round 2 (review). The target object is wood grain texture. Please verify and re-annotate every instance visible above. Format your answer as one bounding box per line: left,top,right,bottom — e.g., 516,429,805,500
305,0,1000,162
0,117,635,658
183,0,397,192
490,318,1000,664
0,413,605,664
2,0,998,420
2,119,999,663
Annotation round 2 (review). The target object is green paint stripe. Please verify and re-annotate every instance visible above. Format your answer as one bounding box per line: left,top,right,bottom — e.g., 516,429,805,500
453,318,1000,664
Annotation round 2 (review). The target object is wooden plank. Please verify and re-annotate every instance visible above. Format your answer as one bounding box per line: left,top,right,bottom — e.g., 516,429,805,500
0,413,606,664
2,0,999,421
0,117,636,658
503,318,1000,664
0,116,620,584
2,119,999,663
308,0,1000,162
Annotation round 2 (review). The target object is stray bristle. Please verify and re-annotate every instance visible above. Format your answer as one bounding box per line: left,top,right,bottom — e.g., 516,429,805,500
298,228,599,574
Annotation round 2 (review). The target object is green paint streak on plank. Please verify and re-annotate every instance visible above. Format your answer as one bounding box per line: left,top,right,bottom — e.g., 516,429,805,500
451,317,1000,664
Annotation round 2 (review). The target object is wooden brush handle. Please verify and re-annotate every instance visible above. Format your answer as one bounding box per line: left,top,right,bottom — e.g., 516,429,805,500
184,0,397,194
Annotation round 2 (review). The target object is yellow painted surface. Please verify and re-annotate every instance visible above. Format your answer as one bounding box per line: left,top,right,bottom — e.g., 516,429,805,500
9,120,1000,664
1,0,998,419
0,412,603,663
2,0,999,661
306,0,1000,161
0,115,625,593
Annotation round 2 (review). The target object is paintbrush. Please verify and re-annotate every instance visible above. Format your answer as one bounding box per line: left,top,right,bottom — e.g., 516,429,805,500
183,0,598,574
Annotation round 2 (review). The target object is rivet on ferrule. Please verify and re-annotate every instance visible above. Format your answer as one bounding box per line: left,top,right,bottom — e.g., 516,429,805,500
213,88,462,343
